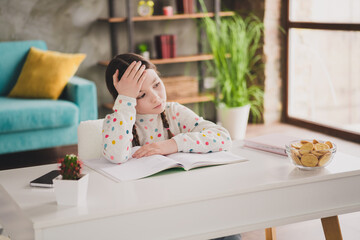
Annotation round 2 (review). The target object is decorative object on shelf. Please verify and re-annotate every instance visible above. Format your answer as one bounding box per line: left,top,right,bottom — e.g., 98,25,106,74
137,43,150,60
137,0,154,17
200,0,264,139
162,76,198,100
155,34,176,59
176,0,193,14
53,154,89,206
163,6,174,16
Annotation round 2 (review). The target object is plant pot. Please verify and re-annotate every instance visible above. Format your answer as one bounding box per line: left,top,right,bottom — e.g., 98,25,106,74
217,104,250,140
53,173,89,206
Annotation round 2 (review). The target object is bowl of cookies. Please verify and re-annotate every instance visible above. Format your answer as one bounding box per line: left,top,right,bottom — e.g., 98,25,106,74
285,139,336,170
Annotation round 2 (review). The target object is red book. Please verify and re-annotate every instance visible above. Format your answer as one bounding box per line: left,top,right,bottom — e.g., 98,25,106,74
162,35,169,59
170,35,176,58
187,0,193,13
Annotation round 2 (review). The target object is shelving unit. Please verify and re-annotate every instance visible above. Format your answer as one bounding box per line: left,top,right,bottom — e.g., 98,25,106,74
99,0,230,107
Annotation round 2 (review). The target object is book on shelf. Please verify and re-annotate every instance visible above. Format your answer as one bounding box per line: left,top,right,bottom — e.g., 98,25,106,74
244,133,299,156
155,34,176,59
83,147,247,181
176,0,193,14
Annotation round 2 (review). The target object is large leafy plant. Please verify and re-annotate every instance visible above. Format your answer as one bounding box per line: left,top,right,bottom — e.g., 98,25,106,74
200,1,264,121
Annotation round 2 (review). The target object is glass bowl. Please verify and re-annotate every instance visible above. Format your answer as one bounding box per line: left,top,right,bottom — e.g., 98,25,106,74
285,139,337,170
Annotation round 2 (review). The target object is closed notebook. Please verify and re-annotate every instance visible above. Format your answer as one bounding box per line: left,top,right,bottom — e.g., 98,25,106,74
244,133,299,156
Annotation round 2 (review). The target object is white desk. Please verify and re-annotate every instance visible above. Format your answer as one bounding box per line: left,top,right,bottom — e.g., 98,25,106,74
1,140,360,240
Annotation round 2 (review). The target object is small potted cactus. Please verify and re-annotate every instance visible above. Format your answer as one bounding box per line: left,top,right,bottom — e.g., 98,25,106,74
53,154,89,206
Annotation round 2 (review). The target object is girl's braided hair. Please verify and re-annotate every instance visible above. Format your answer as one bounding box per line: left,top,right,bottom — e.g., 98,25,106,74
105,53,173,146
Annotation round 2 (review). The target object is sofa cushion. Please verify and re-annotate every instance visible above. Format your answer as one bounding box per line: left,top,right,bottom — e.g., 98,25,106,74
0,97,79,134
0,40,47,96
8,47,86,100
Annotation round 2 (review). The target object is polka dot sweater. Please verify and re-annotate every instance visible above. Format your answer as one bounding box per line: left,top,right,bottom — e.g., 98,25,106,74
102,95,232,164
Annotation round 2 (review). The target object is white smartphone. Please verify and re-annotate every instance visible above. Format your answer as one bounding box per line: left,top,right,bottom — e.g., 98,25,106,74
30,170,60,188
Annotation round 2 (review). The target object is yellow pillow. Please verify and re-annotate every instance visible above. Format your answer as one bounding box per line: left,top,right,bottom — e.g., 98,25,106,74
8,47,86,99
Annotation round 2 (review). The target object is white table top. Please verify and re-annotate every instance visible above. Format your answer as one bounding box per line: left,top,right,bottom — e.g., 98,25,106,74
1,140,360,239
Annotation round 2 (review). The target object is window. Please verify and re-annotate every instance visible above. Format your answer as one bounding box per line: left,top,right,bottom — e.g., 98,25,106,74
284,0,360,142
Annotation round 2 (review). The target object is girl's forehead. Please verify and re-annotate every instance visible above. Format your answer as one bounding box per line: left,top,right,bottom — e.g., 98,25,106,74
142,69,159,85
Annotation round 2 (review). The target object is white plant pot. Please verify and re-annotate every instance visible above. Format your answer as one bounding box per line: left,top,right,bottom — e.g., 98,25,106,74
53,173,89,206
217,104,250,140
141,51,150,60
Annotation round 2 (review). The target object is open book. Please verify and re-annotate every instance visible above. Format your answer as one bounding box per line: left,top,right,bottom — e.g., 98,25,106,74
83,147,247,181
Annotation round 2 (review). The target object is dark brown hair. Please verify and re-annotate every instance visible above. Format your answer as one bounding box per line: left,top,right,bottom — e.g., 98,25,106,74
105,53,173,146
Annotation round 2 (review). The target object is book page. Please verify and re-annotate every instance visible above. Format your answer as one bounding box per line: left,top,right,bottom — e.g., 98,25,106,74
83,152,182,181
166,151,247,170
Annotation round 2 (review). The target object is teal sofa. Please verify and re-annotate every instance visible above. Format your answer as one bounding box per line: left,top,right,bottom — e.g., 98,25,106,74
0,40,98,154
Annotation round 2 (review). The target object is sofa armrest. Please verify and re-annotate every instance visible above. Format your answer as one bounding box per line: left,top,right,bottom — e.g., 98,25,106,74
61,76,98,122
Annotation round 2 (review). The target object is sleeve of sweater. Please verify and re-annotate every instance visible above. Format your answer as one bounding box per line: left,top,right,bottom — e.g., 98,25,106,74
170,103,232,153
102,95,136,164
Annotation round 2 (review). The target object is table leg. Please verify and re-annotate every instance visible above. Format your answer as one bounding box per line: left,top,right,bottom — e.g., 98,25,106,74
265,227,276,240
321,216,343,240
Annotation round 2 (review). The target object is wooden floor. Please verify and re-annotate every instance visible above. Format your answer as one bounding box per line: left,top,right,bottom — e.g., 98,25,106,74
0,123,359,239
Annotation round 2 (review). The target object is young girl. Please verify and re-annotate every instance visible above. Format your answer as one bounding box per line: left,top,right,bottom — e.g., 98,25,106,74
102,53,232,163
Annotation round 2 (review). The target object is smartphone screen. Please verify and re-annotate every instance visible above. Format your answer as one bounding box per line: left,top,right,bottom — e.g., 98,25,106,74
30,170,60,188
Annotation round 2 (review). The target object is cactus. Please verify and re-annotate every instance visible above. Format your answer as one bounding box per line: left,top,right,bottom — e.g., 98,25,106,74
59,154,82,180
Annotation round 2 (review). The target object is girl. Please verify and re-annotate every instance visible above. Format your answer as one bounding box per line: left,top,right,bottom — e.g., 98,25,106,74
102,53,232,163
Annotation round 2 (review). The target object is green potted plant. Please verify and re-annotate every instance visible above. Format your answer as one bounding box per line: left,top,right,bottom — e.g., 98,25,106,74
200,1,264,139
53,154,89,205
138,43,150,60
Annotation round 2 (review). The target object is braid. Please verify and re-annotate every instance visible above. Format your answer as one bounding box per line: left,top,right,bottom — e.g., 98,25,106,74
161,111,174,138
132,125,140,147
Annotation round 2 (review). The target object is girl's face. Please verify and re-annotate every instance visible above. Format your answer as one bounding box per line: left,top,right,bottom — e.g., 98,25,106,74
135,69,167,115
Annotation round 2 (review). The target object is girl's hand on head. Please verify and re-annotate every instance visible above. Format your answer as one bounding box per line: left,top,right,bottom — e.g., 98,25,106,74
132,139,178,158
113,61,147,99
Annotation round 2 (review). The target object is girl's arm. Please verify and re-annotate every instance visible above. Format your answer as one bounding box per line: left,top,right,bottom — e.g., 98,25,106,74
170,103,232,153
102,95,136,163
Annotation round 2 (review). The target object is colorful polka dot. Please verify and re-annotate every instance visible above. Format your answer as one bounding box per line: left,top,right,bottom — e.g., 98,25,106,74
208,150,212,153
110,156,114,160
112,140,116,144
155,128,158,132
183,138,187,142
104,144,107,149
113,118,117,122
205,142,209,145
195,123,199,126
219,148,223,151
150,136,153,139
102,130,104,133
189,149,193,152
150,118,154,122
196,141,200,144
119,135,123,140
105,135,109,138
172,116,176,120
213,139,216,142
130,116,133,121
126,130,129,134
183,125,186,129
115,109,118,112
221,141,225,144
120,121,123,125
106,120,110,124
119,100,122,104
195,117,199,121
107,116,111,119
145,126,148,130
127,102,131,106
217,133,221,136
158,134,162,137
176,112,180,116
112,127,115,131
146,142,149,144
202,134,206,137
140,119,144,122
178,122,180,127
